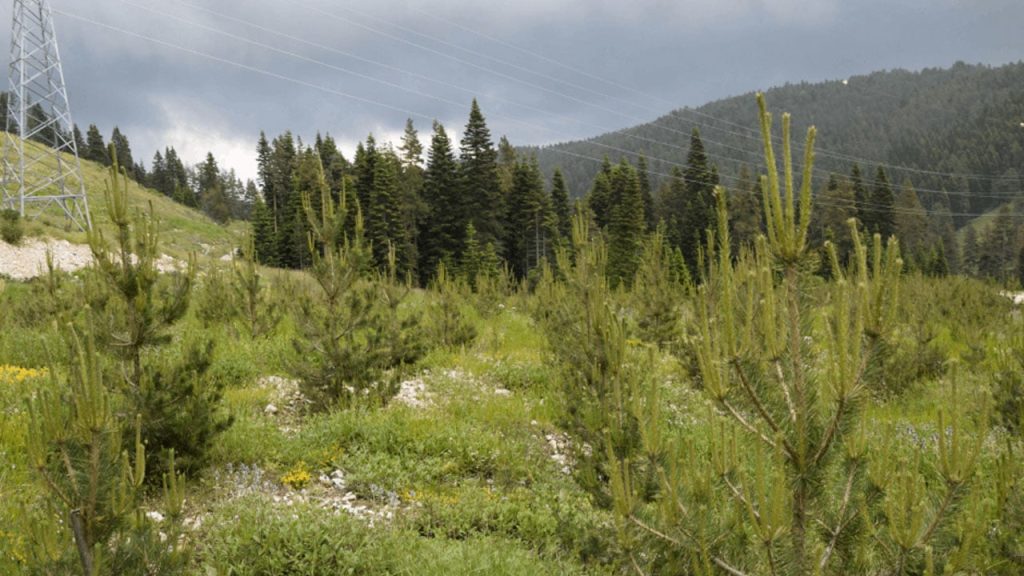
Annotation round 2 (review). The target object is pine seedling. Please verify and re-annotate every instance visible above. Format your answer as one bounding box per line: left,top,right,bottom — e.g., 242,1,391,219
26,327,185,575
612,93,991,575
231,233,281,339
428,260,476,348
85,144,227,478
294,165,419,408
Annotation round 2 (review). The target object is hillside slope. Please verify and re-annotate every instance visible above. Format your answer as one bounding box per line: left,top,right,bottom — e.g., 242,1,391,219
2,137,240,260
528,61,1024,224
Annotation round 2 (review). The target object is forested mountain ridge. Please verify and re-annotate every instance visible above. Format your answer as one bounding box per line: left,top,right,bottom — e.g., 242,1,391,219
527,61,1024,220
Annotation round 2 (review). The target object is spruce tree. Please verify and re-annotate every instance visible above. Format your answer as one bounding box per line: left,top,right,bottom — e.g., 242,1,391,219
317,133,348,204
587,157,614,229
368,147,403,272
550,168,572,242
85,124,108,165
728,164,762,249
72,124,86,155
419,121,463,283
851,163,868,227
250,196,278,266
929,191,960,274
606,160,645,287
505,158,550,279
680,128,717,277
398,118,423,168
110,127,134,178
496,135,518,198
459,99,504,251
397,125,426,281
637,154,655,231
257,131,273,215
963,225,980,276
269,132,298,239
812,173,857,270
870,166,896,239
353,135,379,215
279,148,322,269
659,166,687,251
26,103,56,146
895,179,930,268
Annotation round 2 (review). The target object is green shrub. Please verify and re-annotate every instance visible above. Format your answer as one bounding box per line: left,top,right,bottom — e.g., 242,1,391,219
0,209,23,245
199,498,597,575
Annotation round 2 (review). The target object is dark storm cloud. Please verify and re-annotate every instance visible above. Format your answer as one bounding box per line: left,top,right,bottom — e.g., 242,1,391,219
1,0,1019,180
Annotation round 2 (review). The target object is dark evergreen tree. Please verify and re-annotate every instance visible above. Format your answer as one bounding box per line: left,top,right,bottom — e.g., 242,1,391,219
868,166,896,239
928,191,960,274
607,160,645,287
962,225,980,276
419,121,463,283
496,135,518,199
164,147,192,206
85,124,108,165
587,157,614,229
812,173,857,271
398,118,423,168
397,122,426,280
279,148,321,269
680,128,717,277
894,179,930,268
149,150,169,195
268,132,298,239
110,127,134,178
250,196,278,266
505,158,550,279
550,168,572,242
257,131,273,204
26,103,56,146
72,124,87,154
368,147,403,272
637,154,655,231
459,100,503,251
850,163,867,227
728,164,762,249
353,136,379,214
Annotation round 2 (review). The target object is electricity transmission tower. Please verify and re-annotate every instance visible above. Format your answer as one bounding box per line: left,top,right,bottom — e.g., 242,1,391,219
1,0,91,230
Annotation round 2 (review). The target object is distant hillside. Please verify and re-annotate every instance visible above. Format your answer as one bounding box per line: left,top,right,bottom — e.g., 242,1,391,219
527,61,1024,226
3,136,241,260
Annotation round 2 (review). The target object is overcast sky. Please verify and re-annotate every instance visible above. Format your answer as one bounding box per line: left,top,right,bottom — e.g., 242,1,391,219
4,0,1020,181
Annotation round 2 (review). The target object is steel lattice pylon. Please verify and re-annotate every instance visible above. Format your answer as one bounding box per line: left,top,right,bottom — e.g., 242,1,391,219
1,0,90,230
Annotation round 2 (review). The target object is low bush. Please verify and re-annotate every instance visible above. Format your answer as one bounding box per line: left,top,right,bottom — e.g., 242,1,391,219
0,209,23,245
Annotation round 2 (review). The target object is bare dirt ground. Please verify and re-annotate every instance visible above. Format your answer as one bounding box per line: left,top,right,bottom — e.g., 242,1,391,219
0,238,92,280
0,238,183,280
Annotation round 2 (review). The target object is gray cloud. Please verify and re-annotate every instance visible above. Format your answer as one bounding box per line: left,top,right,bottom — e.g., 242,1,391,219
0,0,1018,181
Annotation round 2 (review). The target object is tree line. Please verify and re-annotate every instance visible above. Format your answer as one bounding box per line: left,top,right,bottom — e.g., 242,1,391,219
246,99,1024,287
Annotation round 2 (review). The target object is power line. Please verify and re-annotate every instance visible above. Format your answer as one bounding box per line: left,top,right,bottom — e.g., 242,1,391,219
51,7,1024,222
290,2,1024,201
400,5,1023,184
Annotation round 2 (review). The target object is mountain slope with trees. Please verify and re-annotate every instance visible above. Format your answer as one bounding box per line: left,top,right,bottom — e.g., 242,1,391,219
527,61,1024,220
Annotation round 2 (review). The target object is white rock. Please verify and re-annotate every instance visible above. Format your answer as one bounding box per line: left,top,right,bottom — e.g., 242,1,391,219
146,510,165,523
264,403,278,415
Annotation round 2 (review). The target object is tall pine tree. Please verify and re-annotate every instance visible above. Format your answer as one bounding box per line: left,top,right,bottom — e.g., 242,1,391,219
419,121,463,283
607,160,646,287
550,168,572,242
680,128,717,277
459,100,503,252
